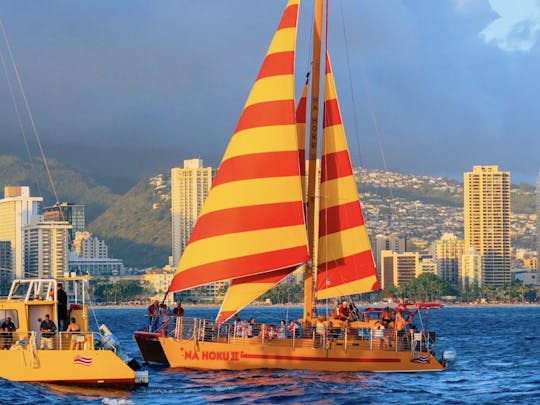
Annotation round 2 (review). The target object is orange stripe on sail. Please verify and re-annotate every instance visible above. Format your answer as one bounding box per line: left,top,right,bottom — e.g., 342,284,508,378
317,250,379,287
278,3,299,29
189,202,305,242
319,201,365,237
296,81,308,184
320,150,353,182
234,100,295,133
213,151,301,186
257,51,295,79
323,99,342,127
168,246,308,293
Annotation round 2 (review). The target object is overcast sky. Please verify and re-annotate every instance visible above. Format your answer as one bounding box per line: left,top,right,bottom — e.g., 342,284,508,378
1,0,539,191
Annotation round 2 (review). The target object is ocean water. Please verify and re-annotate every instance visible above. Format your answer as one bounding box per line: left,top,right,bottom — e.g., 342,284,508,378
1,305,539,404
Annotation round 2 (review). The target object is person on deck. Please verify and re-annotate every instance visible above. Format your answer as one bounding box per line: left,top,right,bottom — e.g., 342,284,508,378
160,303,171,336
173,302,184,338
56,283,68,331
381,307,393,328
338,302,351,322
277,320,287,339
40,314,57,350
287,320,299,338
372,320,389,350
173,302,184,317
0,317,16,349
66,317,82,350
147,300,159,332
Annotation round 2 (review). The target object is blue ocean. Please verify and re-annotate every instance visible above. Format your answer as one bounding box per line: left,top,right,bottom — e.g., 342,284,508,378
1,305,539,404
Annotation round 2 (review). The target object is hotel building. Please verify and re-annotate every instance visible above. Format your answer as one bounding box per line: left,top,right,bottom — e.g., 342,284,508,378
464,166,511,287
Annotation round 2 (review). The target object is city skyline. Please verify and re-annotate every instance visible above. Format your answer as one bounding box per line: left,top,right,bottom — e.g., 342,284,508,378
1,1,540,191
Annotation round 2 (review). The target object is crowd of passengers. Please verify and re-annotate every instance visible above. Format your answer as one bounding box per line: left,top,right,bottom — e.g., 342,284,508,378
229,302,420,348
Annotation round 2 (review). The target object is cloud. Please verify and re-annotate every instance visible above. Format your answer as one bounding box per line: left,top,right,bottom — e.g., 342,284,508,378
480,0,540,52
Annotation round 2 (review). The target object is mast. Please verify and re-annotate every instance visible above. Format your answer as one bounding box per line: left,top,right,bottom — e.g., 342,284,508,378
303,0,324,322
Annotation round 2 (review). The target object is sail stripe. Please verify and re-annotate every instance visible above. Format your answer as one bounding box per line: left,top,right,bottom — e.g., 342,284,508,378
213,151,302,186
169,247,307,292
319,201,364,236
320,176,358,209
316,51,379,299
320,150,353,182
257,51,295,79
318,225,372,262
278,2,299,29
223,125,298,160
216,267,297,324
246,75,295,107
234,100,295,133
199,176,304,216
189,202,305,242
324,99,342,127
296,81,308,192
169,0,307,300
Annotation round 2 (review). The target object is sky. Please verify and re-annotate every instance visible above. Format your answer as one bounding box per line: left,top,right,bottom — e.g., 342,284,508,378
1,0,540,192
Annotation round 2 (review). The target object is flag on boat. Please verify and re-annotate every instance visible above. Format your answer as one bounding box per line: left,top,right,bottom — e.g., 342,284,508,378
73,355,93,366
411,355,430,364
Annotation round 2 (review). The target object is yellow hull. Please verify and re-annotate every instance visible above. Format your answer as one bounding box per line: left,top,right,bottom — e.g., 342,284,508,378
0,349,136,386
159,337,445,373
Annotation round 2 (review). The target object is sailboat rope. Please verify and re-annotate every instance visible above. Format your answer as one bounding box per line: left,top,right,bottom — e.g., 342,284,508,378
0,19,62,212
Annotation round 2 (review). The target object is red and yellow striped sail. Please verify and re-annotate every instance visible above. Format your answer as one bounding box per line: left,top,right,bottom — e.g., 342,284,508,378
215,76,310,324
168,0,309,300
316,52,380,299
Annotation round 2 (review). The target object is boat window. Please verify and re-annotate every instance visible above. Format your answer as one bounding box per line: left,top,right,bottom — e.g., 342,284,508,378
0,309,19,329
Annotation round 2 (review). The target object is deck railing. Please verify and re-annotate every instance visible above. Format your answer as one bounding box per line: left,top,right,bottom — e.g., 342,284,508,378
155,317,436,354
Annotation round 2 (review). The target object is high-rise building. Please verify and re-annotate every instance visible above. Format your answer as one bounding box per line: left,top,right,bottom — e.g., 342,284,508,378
73,231,108,259
464,165,511,287
461,247,482,288
380,250,419,289
0,240,12,295
171,159,213,267
0,186,42,278
24,219,71,279
431,233,464,286
374,234,407,275
537,172,540,272
42,202,85,244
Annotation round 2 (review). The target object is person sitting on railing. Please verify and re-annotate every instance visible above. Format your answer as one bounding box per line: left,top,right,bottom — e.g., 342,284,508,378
381,307,394,328
40,314,57,350
66,317,82,350
0,317,16,349
287,320,299,338
337,302,351,322
277,320,287,339
147,300,159,332
247,317,257,337
372,320,389,350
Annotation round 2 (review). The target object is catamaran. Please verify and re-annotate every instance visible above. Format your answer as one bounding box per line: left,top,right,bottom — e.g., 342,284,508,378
135,0,453,372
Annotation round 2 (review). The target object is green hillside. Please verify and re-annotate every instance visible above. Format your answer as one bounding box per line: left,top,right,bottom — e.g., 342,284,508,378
87,178,171,268
0,155,117,222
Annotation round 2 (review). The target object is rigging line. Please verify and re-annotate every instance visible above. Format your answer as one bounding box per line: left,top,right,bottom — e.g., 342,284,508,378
338,0,363,168
0,20,43,198
336,2,402,238
0,18,62,210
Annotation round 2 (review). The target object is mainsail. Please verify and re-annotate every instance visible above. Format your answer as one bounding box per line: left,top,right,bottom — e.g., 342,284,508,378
316,52,379,299
168,0,309,314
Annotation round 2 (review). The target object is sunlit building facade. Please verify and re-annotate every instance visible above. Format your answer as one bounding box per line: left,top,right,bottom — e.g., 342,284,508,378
464,166,511,287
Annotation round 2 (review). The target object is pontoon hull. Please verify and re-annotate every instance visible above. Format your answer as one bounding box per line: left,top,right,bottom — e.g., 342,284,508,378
159,337,445,372
0,349,136,386
133,331,169,366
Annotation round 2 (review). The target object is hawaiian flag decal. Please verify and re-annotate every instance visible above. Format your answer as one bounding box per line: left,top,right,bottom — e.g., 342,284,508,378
411,355,430,364
73,355,93,366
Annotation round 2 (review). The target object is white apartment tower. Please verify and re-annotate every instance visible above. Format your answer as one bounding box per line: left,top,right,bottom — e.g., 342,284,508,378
431,233,464,286
171,159,213,266
24,219,71,279
73,231,109,258
461,247,483,288
464,166,511,287
0,186,42,278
